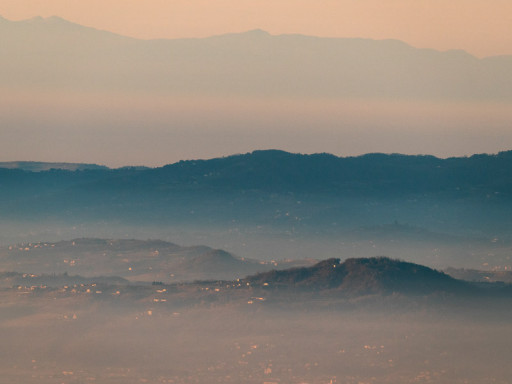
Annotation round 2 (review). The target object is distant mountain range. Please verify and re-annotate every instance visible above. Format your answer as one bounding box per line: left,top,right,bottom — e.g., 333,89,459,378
1,15,511,100
1,150,512,239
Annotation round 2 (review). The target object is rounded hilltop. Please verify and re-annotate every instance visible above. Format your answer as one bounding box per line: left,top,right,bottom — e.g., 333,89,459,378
245,257,469,295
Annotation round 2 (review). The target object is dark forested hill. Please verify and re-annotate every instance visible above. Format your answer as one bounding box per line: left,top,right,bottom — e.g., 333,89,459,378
1,150,512,237
244,257,470,295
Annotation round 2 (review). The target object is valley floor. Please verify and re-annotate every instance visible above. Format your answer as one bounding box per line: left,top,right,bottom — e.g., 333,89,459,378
1,286,511,384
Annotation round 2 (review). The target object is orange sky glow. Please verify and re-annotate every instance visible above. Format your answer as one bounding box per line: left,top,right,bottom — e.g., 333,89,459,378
2,0,512,58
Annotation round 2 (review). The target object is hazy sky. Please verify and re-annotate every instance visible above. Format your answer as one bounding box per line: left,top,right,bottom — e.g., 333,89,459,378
1,1,512,167
2,0,512,58
3,91,512,167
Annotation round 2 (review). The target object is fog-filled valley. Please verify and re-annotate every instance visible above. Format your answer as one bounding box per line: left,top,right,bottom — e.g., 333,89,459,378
3,304,512,384
1,232,512,383
3,6,512,383
1,271,512,384
2,151,512,383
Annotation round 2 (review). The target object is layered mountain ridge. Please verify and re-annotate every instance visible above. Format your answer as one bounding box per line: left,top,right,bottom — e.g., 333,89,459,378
1,150,512,242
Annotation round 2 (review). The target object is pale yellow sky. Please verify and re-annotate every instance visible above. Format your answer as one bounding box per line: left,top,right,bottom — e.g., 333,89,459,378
2,0,512,57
